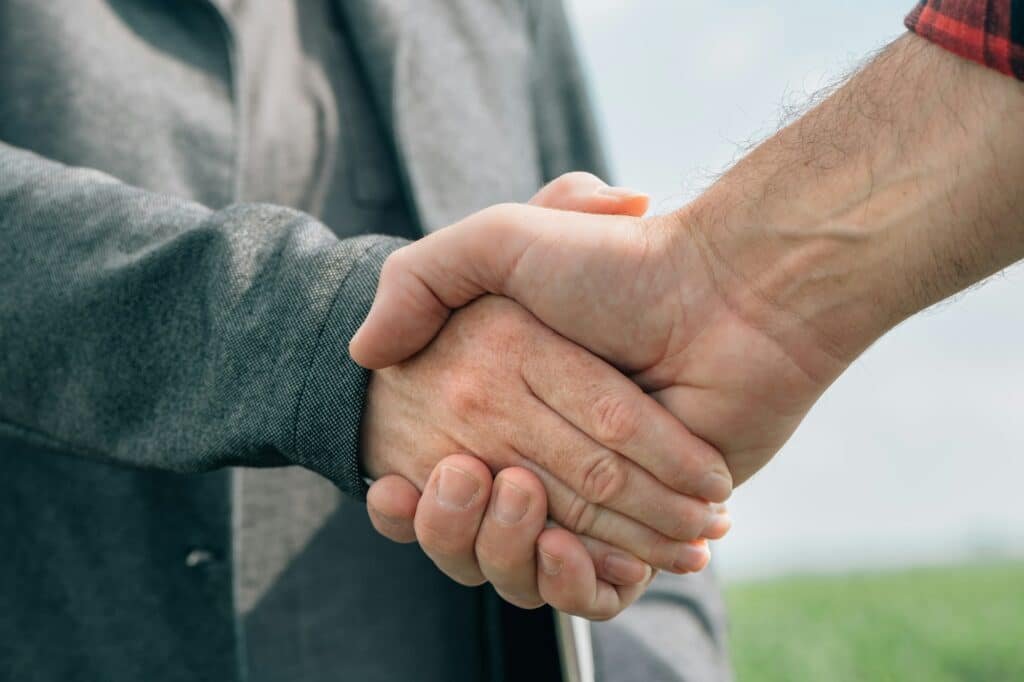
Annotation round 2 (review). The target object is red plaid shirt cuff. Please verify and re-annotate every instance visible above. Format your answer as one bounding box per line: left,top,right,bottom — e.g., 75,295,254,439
906,0,1024,80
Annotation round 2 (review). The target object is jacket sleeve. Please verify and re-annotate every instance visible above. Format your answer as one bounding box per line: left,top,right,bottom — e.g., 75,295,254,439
0,141,406,499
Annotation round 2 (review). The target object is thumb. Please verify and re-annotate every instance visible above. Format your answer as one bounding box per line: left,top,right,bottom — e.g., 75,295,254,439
529,171,649,217
348,206,532,368
348,177,648,369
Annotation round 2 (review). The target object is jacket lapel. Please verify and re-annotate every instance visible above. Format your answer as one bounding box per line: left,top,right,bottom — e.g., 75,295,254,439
333,0,543,231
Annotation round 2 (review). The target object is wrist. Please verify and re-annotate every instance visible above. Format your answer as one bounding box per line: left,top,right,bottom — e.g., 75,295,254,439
666,190,877,386
666,33,1024,377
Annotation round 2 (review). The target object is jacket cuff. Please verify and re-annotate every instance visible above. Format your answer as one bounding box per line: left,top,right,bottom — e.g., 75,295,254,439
293,236,407,500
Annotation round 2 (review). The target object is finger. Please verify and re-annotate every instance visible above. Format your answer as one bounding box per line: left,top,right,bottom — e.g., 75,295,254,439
529,171,649,217
536,527,654,621
474,468,548,608
366,475,421,543
702,504,732,540
475,466,653,612
414,454,493,586
510,391,717,543
522,327,732,503
683,539,712,573
579,533,655,587
530,464,714,574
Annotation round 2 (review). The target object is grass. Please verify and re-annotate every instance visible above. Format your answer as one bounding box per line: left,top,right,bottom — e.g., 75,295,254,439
725,562,1024,682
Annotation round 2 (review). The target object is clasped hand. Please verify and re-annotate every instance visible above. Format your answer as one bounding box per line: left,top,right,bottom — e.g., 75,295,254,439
354,172,840,620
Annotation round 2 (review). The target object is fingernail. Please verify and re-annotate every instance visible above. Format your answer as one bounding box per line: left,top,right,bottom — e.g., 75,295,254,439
492,479,530,525
704,511,732,537
672,542,710,573
603,552,651,585
699,471,732,503
436,465,480,510
596,186,643,198
539,550,563,576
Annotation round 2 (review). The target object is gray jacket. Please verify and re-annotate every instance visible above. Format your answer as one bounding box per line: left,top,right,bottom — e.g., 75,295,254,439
0,1,730,680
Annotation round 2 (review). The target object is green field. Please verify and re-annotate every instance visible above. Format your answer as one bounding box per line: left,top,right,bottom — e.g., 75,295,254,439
725,562,1024,682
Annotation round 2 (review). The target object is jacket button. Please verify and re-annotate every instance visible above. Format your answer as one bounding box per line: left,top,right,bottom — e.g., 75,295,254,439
185,548,214,567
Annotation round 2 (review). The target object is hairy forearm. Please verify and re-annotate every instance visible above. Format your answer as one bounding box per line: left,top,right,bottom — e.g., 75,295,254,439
675,33,1024,372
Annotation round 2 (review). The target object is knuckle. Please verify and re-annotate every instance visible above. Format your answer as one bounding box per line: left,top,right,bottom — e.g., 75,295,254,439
380,248,410,281
562,493,600,536
478,309,527,348
458,304,530,363
580,452,629,506
441,376,492,416
672,504,706,542
379,248,439,316
590,393,641,449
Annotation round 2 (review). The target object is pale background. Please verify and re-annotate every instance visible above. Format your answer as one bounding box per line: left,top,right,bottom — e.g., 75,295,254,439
565,0,1024,581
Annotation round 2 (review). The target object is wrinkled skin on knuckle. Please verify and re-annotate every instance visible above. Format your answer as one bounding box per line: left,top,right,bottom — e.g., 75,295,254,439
562,492,601,536
580,452,629,506
590,393,641,450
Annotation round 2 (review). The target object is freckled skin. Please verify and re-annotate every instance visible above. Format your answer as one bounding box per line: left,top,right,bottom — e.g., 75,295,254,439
362,174,725,619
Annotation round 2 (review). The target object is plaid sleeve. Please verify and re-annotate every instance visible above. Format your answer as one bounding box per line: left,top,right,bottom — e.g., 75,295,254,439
905,0,1024,80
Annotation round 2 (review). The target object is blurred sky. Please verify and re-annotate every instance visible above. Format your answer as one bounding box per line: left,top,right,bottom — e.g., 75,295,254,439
565,0,1024,581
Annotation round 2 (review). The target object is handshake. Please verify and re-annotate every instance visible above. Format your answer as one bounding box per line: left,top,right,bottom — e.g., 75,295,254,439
349,172,847,620
348,34,1024,621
